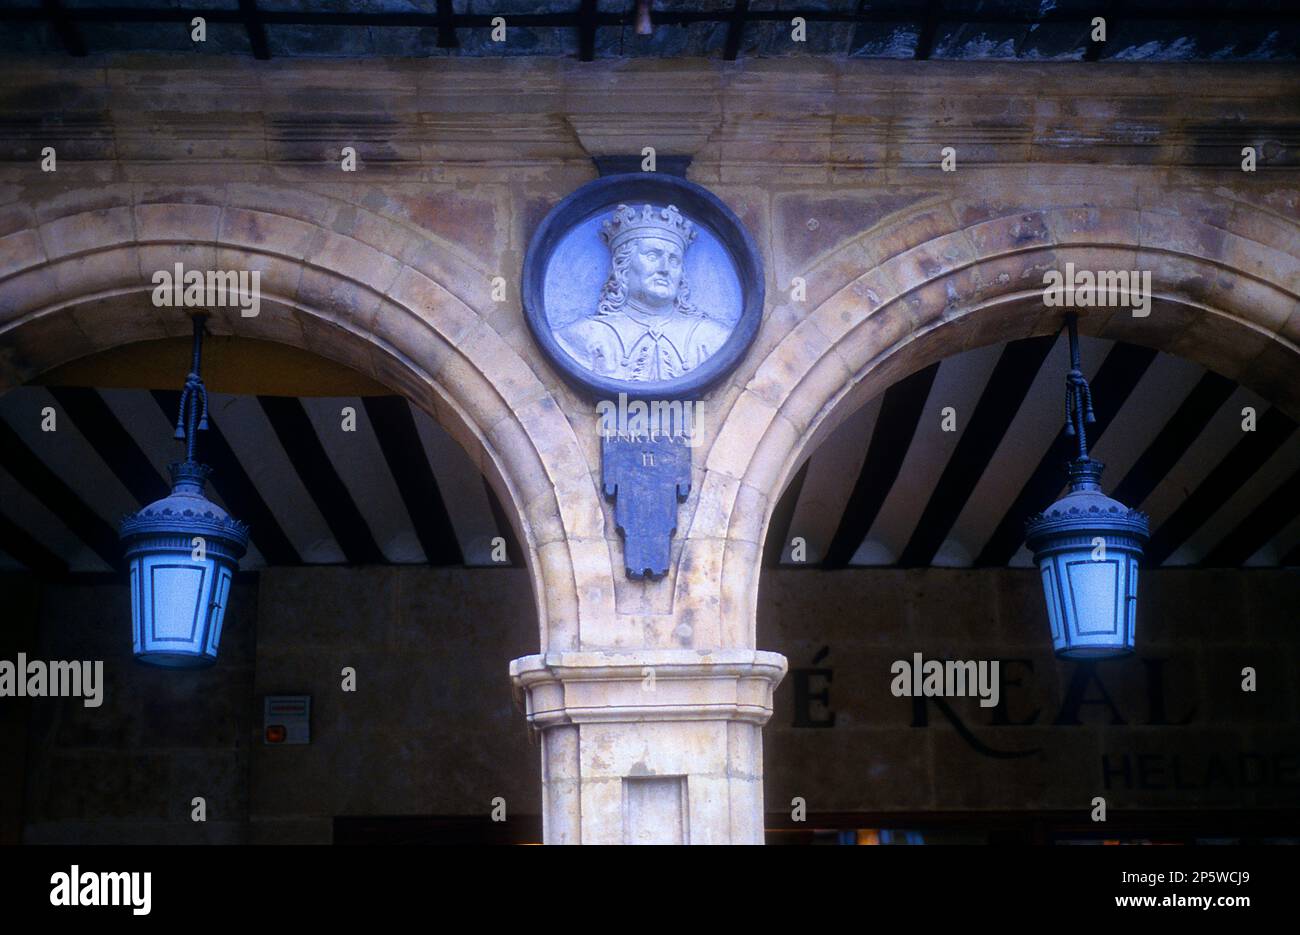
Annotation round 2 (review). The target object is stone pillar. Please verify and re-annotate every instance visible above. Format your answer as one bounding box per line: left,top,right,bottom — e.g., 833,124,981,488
510,650,787,844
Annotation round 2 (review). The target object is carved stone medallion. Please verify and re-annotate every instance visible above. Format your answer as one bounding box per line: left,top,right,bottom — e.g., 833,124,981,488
522,173,764,578
523,173,764,401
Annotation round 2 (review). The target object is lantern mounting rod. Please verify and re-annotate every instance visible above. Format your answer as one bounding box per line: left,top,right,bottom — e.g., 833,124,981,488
173,314,210,464
1062,312,1095,464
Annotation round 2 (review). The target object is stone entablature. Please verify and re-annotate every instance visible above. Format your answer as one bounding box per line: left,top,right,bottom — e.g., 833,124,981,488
2,58,1296,180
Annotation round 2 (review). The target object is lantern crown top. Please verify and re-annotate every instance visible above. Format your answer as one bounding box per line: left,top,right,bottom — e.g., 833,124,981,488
169,459,212,495
120,459,250,548
1024,456,1149,547
1066,457,1104,491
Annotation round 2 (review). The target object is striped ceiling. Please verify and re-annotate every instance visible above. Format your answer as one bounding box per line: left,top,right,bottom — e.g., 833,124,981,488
769,334,1300,570
1,332,1297,575
0,386,519,574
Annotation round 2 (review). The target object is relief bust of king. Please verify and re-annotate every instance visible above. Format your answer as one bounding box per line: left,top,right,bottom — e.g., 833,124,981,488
556,203,733,383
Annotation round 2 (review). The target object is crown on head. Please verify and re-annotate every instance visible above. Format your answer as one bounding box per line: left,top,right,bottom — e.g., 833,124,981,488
600,203,697,253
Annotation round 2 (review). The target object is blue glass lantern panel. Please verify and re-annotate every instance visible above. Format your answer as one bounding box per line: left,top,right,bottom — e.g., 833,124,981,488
1066,559,1121,636
204,566,233,657
1126,556,1140,636
1037,548,1137,657
1040,562,1063,645
130,562,142,657
149,562,206,642
131,553,221,666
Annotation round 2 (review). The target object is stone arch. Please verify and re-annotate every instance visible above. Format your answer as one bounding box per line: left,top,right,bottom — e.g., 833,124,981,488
687,194,1300,651
0,190,617,652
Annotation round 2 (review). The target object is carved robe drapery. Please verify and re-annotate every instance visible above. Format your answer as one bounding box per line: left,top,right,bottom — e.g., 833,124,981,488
558,309,731,383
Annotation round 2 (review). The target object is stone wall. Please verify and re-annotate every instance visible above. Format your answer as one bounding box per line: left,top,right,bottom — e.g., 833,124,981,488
249,566,538,843
8,564,1296,842
13,573,258,844
10,566,538,844
760,568,1300,814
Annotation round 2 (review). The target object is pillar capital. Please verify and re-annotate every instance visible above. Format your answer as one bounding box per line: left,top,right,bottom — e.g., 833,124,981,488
509,649,787,844
510,649,787,728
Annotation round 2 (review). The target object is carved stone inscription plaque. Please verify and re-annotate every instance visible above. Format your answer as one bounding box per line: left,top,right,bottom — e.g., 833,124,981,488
602,433,692,578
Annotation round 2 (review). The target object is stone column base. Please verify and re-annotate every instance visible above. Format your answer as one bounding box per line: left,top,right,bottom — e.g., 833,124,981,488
510,650,787,845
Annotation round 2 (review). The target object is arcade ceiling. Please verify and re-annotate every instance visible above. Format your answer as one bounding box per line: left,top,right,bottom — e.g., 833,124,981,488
3,334,1296,574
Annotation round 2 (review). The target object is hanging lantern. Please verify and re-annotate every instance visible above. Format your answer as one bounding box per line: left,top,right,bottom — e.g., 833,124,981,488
1024,314,1148,658
119,316,248,668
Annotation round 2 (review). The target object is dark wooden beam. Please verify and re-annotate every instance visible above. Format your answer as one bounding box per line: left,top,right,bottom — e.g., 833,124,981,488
822,363,940,568
1145,406,1297,567
362,397,463,566
238,0,270,61
723,0,749,62
897,336,1058,568
1109,371,1236,509
257,396,385,566
974,342,1157,567
578,0,597,62
913,0,941,61
436,0,459,50
47,387,169,508
41,0,85,57
1203,465,1300,567
0,419,121,570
